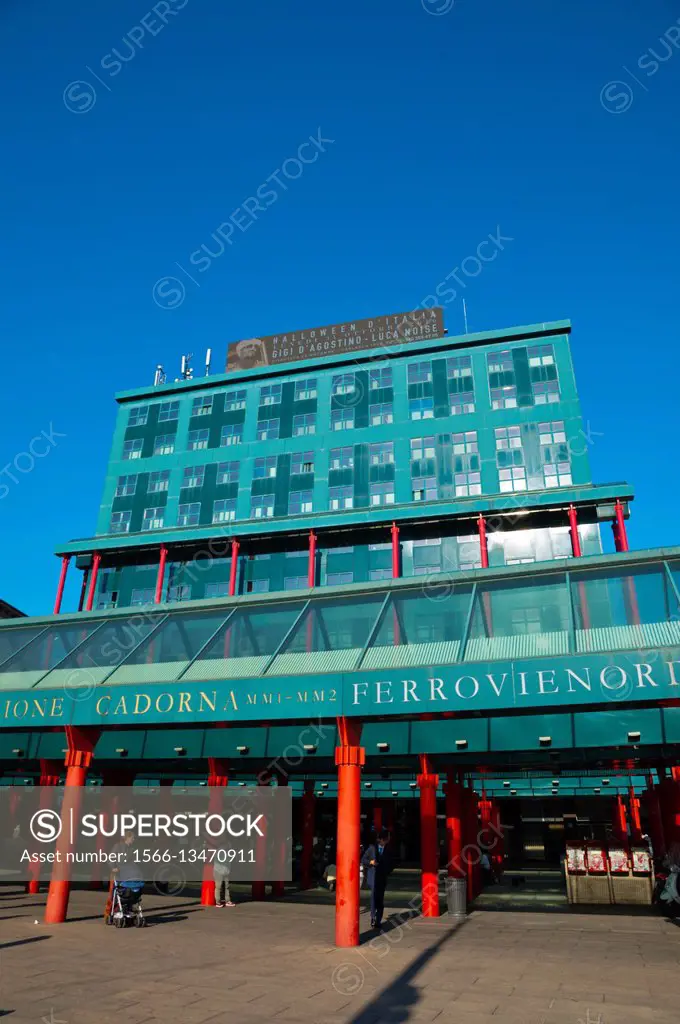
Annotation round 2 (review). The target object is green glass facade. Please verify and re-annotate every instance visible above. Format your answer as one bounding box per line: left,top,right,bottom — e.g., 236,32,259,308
56,318,633,609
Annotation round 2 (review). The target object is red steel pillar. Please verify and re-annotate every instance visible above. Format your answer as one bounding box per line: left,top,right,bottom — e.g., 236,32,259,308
391,522,400,578
228,539,240,597
613,500,629,552
612,795,628,843
299,780,316,890
154,545,168,604
201,759,229,906
477,514,489,568
568,505,582,558
44,726,100,924
417,754,440,918
335,717,365,948
27,760,61,894
84,553,101,612
308,530,317,588
628,786,642,842
271,771,289,898
53,557,70,615
445,770,464,878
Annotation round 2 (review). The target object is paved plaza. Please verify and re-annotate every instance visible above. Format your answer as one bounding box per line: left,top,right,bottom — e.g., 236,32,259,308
1,880,678,1024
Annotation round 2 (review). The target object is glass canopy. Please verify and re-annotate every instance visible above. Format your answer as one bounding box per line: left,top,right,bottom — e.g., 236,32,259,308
0,558,678,691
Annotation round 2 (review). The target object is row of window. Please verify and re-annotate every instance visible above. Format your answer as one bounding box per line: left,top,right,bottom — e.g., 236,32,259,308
124,346,562,442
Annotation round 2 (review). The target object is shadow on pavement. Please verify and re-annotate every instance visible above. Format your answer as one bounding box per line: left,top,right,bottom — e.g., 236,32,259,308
0,935,51,950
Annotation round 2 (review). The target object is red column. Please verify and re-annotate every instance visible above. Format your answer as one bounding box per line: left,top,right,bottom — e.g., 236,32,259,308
53,557,70,615
568,505,582,558
27,760,61,894
201,759,229,907
477,515,489,568
251,772,271,901
417,754,440,918
154,545,168,604
84,553,101,612
445,770,464,878
308,531,317,588
628,786,642,842
335,717,365,948
299,780,316,890
613,500,629,552
228,539,240,597
44,726,100,924
612,795,628,843
391,522,400,578
271,772,289,898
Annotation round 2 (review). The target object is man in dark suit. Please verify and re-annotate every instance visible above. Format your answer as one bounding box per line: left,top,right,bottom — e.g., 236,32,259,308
361,829,393,929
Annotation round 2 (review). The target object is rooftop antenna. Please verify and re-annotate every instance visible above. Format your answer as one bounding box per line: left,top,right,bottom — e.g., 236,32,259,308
153,364,166,387
204,348,212,377
176,353,193,382
462,299,469,335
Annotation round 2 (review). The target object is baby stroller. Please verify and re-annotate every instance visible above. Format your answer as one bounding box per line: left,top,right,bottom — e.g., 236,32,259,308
107,879,146,928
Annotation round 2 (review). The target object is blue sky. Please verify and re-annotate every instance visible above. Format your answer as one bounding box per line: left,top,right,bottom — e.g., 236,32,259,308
1,0,679,614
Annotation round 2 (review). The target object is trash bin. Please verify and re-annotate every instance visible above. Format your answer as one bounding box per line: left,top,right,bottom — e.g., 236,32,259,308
446,876,467,917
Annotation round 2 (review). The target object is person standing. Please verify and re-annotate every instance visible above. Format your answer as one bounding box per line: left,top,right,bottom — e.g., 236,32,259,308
361,829,393,929
214,854,235,907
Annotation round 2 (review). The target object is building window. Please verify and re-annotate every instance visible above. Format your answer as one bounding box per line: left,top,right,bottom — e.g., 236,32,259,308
131,588,154,606
452,430,481,494
412,476,437,502
248,579,270,594
327,572,353,586
115,475,137,497
293,413,316,436
291,451,314,475
224,390,246,412
528,345,560,404
447,355,475,414
251,494,275,519
369,367,392,390
177,502,201,527
216,461,239,485
187,429,209,451
332,373,355,396
498,467,527,492
369,441,394,466
213,498,236,523
495,426,525,492
488,349,517,409
260,384,282,407
153,434,175,456
220,423,243,447
495,425,522,450
284,576,308,590
158,400,180,422
128,405,148,427
408,361,432,384
369,402,393,426
410,436,435,460
123,439,143,460
331,408,354,431
454,471,482,497
368,543,391,551
182,465,205,489
539,420,571,487
148,470,170,494
289,490,313,515
254,456,277,479
142,506,165,530
538,421,567,445
453,431,478,456
191,395,213,416
110,510,132,534
257,418,280,441
409,396,434,421
330,446,354,470
370,481,395,506
205,582,229,599
168,584,192,603
329,485,353,510
295,378,317,400
369,568,392,581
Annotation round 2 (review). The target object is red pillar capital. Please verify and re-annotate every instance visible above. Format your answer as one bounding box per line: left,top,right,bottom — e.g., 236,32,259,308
568,505,582,558
417,763,440,918
228,539,240,597
84,553,101,612
477,515,489,568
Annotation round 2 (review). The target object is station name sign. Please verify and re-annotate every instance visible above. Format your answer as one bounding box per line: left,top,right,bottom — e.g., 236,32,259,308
225,308,444,371
1,649,679,727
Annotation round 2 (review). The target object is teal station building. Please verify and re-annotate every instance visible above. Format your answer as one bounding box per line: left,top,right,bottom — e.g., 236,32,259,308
1,311,679,943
